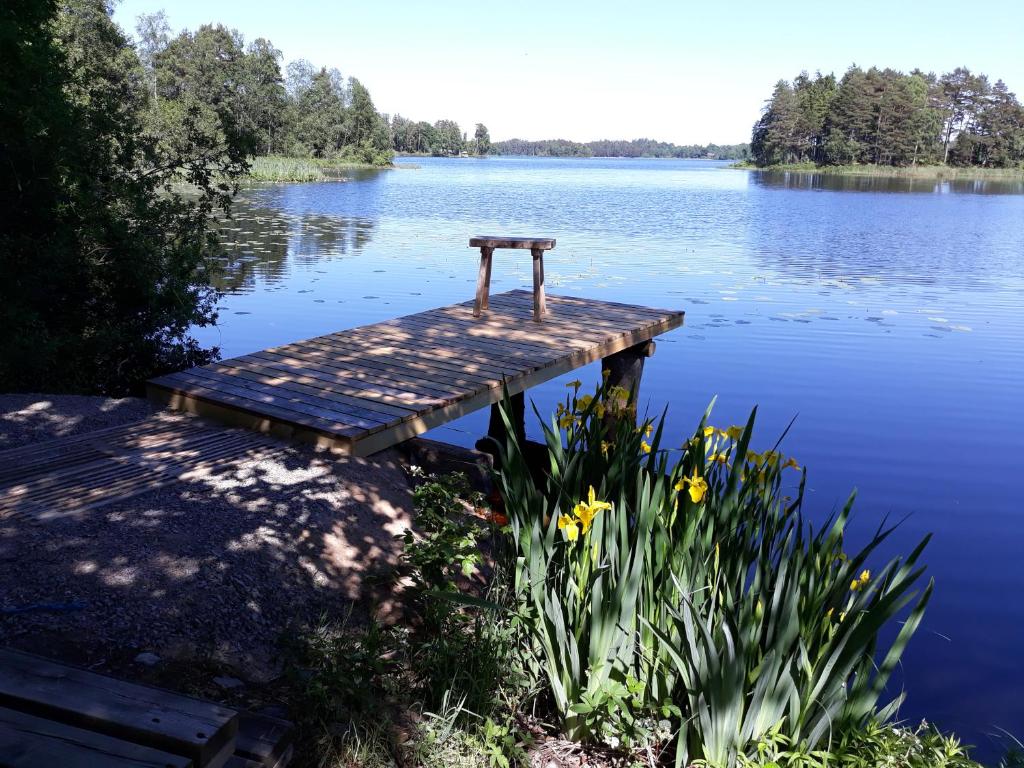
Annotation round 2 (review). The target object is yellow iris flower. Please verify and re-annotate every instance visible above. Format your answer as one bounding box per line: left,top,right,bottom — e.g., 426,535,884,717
640,441,652,454
703,425,715,438
567,486,612,536
675,471,708,503
725,425,744,441
557,514,579,541
566,379,582,390
782,457,801,470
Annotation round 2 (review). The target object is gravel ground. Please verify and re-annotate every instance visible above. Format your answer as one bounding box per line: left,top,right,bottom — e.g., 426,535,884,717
0,395,414,687
0,393,159,450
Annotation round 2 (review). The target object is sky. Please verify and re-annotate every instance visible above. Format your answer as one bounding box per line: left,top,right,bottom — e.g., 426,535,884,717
112,0,1024,145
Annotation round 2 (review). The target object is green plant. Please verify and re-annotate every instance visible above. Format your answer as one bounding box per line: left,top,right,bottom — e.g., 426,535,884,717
489,382,933,765
282,611,399,726
403,468,488,592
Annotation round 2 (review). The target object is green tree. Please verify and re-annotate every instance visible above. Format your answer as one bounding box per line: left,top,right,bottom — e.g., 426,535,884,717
751,80,800,165
2,0,241,393
286,66,346,157
243,38,287,155
431,119,463,156
939,67,990,163
473,122,491,155
793,71,837,163
345,77,393,164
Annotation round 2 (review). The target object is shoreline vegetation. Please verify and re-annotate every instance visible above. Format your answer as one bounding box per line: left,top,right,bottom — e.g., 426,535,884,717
731,160,1024,179
749,65,1024,173
245,155,391,182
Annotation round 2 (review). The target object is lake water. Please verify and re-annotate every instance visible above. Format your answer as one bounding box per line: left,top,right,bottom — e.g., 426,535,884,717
202,157,1024,758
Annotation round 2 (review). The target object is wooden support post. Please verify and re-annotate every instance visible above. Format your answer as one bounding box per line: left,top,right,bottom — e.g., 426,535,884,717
531,247,546,321
473,246,494,317
601,340,656,425
487,392,525,445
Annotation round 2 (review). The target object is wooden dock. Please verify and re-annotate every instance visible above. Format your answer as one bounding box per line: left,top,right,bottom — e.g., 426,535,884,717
148,290,684,456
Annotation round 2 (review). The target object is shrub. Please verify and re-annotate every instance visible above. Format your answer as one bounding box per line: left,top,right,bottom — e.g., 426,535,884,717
489,382,933,766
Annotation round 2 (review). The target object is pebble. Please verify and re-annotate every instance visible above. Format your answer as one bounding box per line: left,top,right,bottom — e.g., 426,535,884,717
134,652,161,666
213,675,244,690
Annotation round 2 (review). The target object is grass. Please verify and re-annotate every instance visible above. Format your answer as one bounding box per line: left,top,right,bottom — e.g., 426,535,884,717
246,155,392,182
731,160,1024,179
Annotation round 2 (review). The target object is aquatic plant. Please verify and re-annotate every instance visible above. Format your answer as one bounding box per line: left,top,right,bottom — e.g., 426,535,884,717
489,383,933,764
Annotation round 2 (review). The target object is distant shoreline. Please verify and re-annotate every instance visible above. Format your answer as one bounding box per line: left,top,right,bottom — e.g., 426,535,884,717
731,161,1024,180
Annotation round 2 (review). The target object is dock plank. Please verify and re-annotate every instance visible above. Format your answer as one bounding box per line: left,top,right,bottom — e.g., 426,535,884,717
0,649,237,767
0,707,192,768
149,290,684,456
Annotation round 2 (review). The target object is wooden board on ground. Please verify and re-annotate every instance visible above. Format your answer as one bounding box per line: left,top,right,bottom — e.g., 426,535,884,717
0,412,286,525
148,290,684,456
0,706,193,768
0,648,237,767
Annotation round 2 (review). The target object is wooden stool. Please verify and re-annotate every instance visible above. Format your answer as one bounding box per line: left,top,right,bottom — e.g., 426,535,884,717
470,236,556,322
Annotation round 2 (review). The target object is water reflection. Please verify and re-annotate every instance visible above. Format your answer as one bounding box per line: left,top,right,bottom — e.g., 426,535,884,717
213,206,376,293
751,169,1024,195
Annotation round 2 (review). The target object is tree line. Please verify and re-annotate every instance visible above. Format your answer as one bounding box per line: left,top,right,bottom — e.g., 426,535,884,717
751,66,1024,168
136,12,394,166
489,138,750,160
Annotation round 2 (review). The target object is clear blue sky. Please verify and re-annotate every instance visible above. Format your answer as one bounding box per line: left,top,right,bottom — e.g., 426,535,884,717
112,0,1024,145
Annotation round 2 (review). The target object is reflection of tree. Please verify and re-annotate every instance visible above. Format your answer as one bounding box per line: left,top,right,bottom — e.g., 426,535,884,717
212,206,376,293
744,171,1023,290
749,169,1024,196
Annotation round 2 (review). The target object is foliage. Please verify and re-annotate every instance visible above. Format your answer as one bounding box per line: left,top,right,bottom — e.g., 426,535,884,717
728,721,980,768
752,65,1024,169
139,25,394,166
1,0,236,393
280,471,532,768
490,137,751,159
488,382,933,765
402,469,488,593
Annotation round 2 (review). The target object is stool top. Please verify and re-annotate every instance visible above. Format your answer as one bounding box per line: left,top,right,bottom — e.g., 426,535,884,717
470,236,556,250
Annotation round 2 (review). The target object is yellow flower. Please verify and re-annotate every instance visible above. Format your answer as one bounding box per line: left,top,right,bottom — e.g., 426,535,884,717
673,478,685,493
640,440,652,454
566,379,582,390
703,425,715,438
746,449,760,463
558,413,574,430
607,385,630,403
574,503,597,532
710,452,729,466
644,423,653,438
600,441,611,457
584,485,612,513
682,470,708,503
558,514,579,541
577,394,594,411
571,486,611,534
782,457,801,471
850,570,870,592
725,425,744,441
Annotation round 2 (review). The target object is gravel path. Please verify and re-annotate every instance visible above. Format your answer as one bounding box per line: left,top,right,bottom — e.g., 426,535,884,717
0,395,414,686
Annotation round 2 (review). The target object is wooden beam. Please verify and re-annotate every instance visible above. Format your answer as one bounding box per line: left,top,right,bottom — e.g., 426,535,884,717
0,649,237,767
531,247,547,321
0,707,193,768
602,340,656,426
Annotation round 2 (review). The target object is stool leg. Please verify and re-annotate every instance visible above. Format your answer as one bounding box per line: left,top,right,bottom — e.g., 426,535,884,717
531,248,546,321
473,246,493,317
